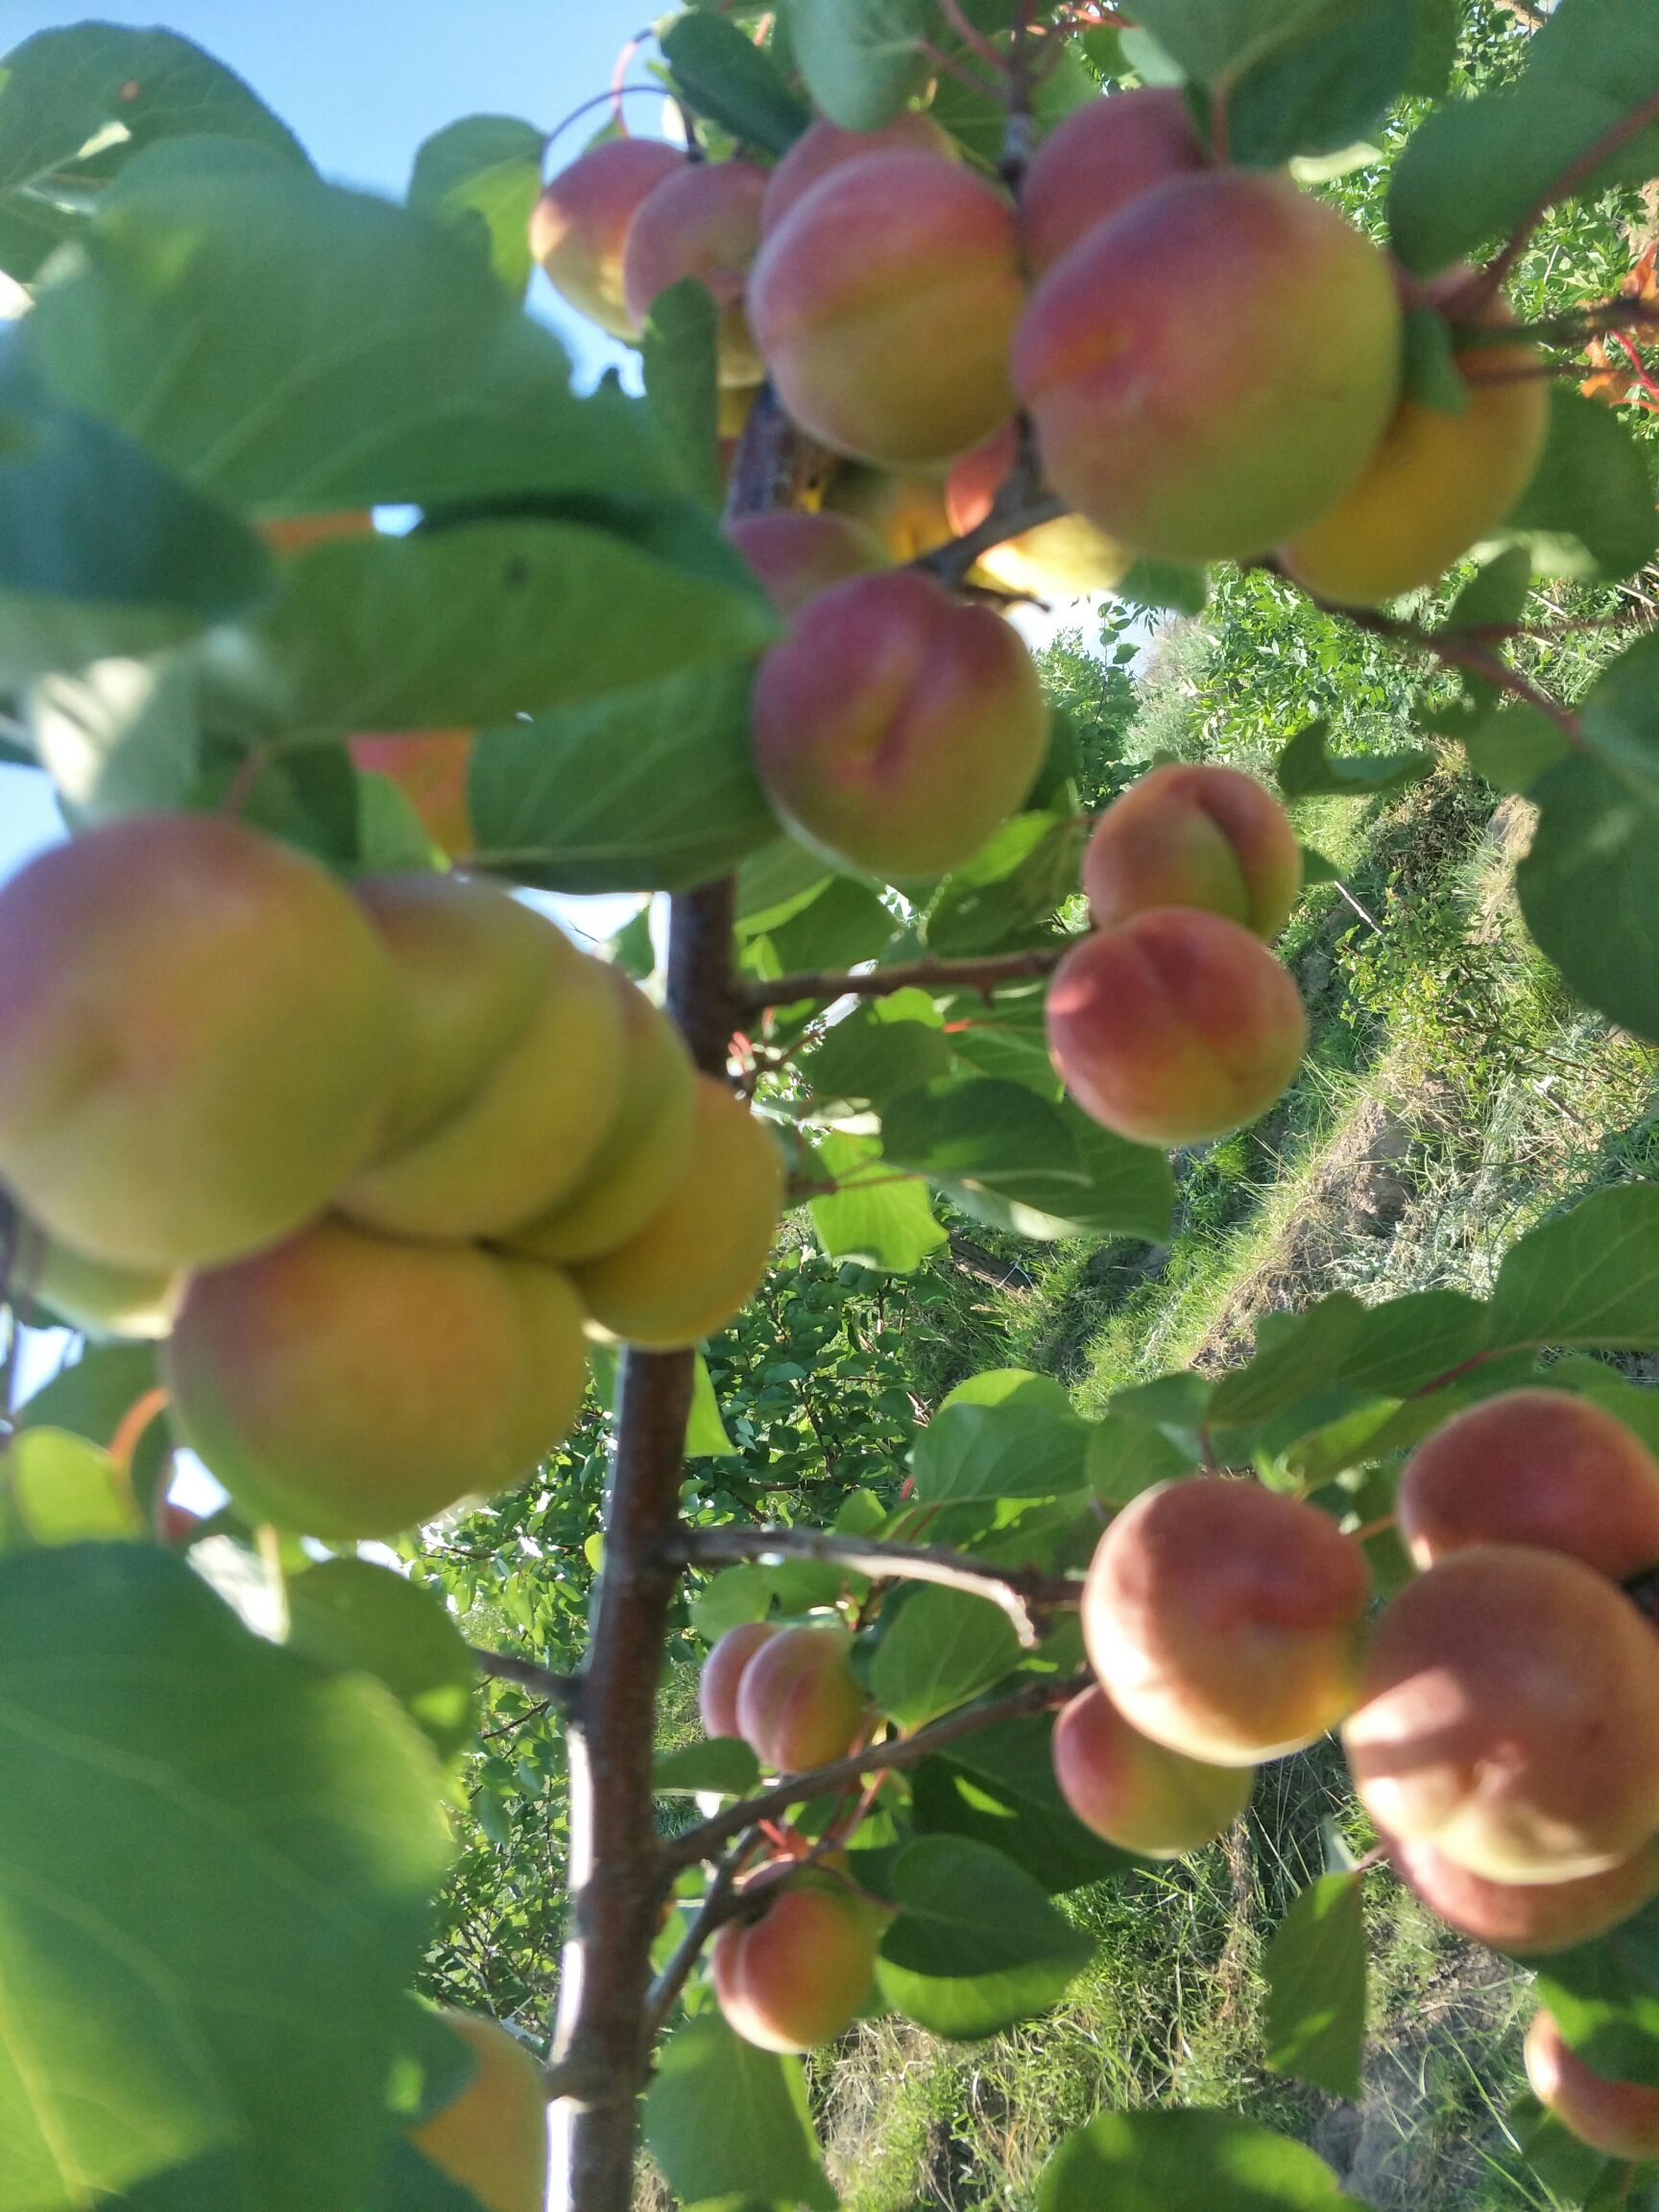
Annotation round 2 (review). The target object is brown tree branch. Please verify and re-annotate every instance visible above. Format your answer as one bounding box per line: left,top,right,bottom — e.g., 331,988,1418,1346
911,490,1068,591
471,1648,581,1715
640,1840,755,2043
739,939,1076,1016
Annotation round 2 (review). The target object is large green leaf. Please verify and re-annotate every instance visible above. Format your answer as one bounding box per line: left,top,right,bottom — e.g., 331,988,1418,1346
910,1391,1093,1505
406,115,545,297
780,0,932,130
642,2014,836,2211
925,817,1082,959
1038,2109,1365,2212
911,1713,1130,1892
1226,0,1413,165
871,1585,1023,1727
807,1126,948,1274
661,12,812,154
286,1559,478,1765
1504,388,1658,582
1126,0,1369,88
1263,1873,1367,2099
876,1836,1094,2037
1534,1899,1659,2089
1487,1183,1659,1352
0,1544,450,2212
640,279,723,508
1276,717,1431,799
3,1427,145,1548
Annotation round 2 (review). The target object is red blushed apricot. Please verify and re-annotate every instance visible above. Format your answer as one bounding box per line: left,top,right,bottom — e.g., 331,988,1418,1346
349,731,475,857
530,135,684,339
712,1880,878,2053
1052,1683,1253,1857
1398,1388,1659,1583
1046,910,1308,1148
761,111,954,240
750,151,1022,466
1082,764,1303,942
1389,1832,1659,1956
1343,1545,1659,1884
622,159,768,386
411,2012,550,2212
751,568,1049,884
1083,1479,1369,1767
735,1623,870,1773
700,1621,781,1740
727,510,886,616
1021,87,1209,277
946,421,1127,599
1014,170,1402,562
1526,2011,1659,2162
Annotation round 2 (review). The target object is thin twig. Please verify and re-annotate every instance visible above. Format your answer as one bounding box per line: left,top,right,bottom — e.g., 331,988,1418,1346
739,939,1075,1016
640,1841,755,2042
472,1648,583,1715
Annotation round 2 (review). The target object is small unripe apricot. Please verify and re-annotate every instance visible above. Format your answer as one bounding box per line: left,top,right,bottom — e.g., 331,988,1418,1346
712,1879,878,2053
1389,1832,1659,1956
166,1217,588,1540
752,568,1049,883
1015,170,1402,562
1021,87,1209,277
761,112,955,240
0,813,399,1270
1046,909,1308,1148
751,151,1022,466
412,2011,550,2212
10,1211,181,1340
573,1076,782,1350
1344,1545,1659,1884
727,510,886,616
623,158,768,386
1084,1479,1369,1767
1052,1683,1253,1857
349,731,476,857
735,1623,870,1772
946,421,1127,600
700,1622,781,1740
530,135,685,338
1399,1388,1659,1583
1526,2011,1659,2163
1082,764,1303,941
823,464,955,562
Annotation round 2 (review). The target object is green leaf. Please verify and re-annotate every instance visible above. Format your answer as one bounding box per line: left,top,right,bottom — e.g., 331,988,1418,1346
1534,1899,1659,2089
1387,0,1659,275
1263,1872,1367,2098
642,2013,836,2211
761,873,894,974
15,1339,160,1448
808,1126,947,1274
799,1009,954,1110
285,1558,478,1764
1445,543,1532,632
926,816,1083,958
1208,1287,1487,1426
871,1585,1023,1727
780,0,932,130
911,1713,1131,1892
1487,1183,1659,1353
1503,388,1659,581
1089,1413,1197,1503
686,1355,738,1457
1518,755,1659,1042
0,1543,450,2212
661,12,813,153
1407,0,1461,98
877,1836,1094,2037
641,278,723,508
3,1426,144,1547
368,2139,492,2212
406,114,545,297
1461,700,1570,794
1226,0,1412,166
1127,0,1367,87
469,661,779,895
1116,558,1209,614
1038,2108,1365,2212
910,1392,1092,1505
1275,717,1431,798
653,1738,761,1795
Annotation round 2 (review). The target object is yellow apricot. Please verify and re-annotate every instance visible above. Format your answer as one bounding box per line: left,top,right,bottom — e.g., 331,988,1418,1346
735,1623,870,1771
530,136,685,339
622,159,768,386
412,2011,549,2212
1052,1683,1252,1857
712,1879,878,2054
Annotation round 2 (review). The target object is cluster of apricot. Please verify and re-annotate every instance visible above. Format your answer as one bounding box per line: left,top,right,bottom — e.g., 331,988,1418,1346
0,812,783,1540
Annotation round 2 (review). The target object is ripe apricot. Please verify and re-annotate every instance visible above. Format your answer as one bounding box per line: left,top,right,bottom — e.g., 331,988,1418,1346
946,421,1127,599
712,1878,878,2053
502,970,696,1265
1343,1545,1659,1883
0,814,398,1271
735,1623,870,1772
412,2011,549,2212
349,731,475,857
573,1075,782,1349
1398,1388,1659,1583
622,158,768,386
700,1622,781,1740
824,465,955,562
750,150,1022,466
1014,170,1401,562
1389,1832,1659,1956
1052,1683,1253,1857
751,568,1049,883
760,112,954,239
1021,87,1208,277
1046,909,1308,1148
1084,1478,1369,1767
728,510,886,616
166,1217,588,1540
1081,764,1303,941
530,135,684,338
1526,2010,1659,2162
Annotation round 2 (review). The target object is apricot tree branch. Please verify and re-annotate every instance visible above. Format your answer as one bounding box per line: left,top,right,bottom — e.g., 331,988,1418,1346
676,1525,1082,1649
471,1647,582,1715
640,1841,755,2043
738,939,1076,1014
912,491,1067,590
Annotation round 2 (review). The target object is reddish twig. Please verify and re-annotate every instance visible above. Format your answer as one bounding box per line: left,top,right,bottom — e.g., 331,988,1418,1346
739,940,1075,1015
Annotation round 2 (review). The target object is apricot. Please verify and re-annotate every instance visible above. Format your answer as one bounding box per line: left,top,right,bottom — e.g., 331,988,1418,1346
946,421,1128,599
349,731,475,857
502,970,697,1264
727,510,886,616
1021,87,1209,277
11,1217,181,1341
1081,764,1303,941
751,568,1049,883
760,112,954,240
712,1878,878,2053
700,1621,781,1740
1389,1832,1659,1956
1279,297,1549,607
735,1623,870,1772
622,158,768,386
412,2011,549,2212
1014,170,1402,562
165,1216,588,1539
1084,1478,1369,1767
530,135,684,338
1052,1683,1253,1857
1398,1387,1659,1583
1526,2010,1659,2163
750,151,1022,466
1343,1545,1659,1883
572,1075,782,1349
0,813,399,1271
823,465,954,562
1046,909,1308,1148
